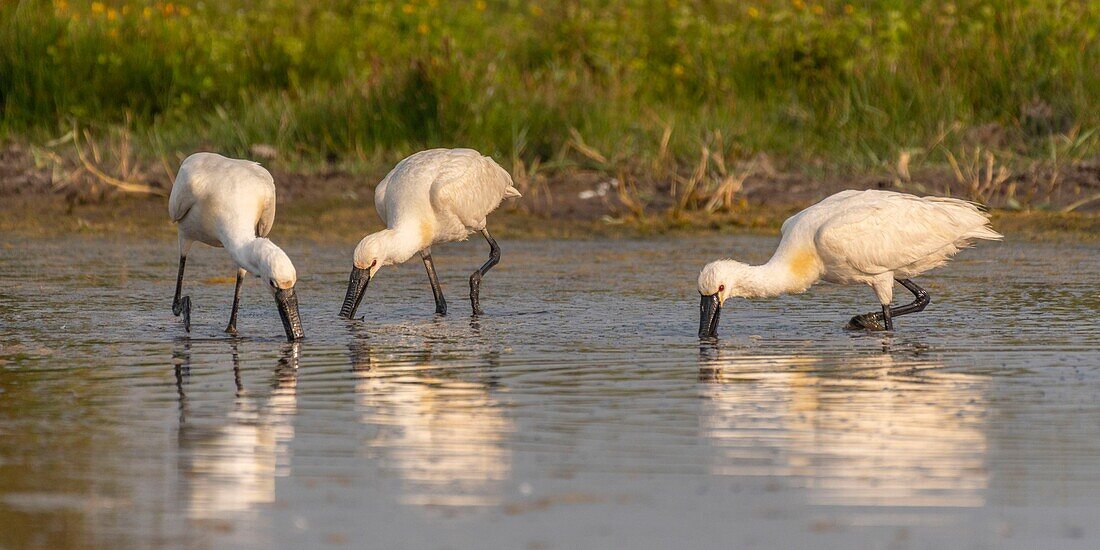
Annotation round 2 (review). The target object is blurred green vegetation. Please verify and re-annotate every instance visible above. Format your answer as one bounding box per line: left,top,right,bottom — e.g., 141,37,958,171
2,0,1098,172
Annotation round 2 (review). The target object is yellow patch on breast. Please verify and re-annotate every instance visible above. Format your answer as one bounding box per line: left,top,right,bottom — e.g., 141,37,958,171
789,248,819,278
420,218,435,244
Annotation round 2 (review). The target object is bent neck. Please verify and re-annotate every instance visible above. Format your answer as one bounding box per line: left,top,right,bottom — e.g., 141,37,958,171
224,235,274,276
372,227,425,266
741,246,823,298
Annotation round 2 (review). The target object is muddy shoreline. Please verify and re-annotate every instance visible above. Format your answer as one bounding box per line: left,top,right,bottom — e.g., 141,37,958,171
3,193,1097,243
2,143,1098,240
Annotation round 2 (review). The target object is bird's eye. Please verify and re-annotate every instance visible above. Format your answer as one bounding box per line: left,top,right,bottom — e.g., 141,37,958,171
370,259,377,268
718,284,725,292
269,280,275,287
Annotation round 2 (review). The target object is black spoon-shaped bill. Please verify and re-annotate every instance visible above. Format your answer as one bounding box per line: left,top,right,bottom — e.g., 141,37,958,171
275,287,304,341
339,267,370,319
699,293,721,339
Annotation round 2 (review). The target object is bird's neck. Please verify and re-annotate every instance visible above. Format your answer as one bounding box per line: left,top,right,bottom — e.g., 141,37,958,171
377,227,425,265
223,235,271,275
744,246,823,298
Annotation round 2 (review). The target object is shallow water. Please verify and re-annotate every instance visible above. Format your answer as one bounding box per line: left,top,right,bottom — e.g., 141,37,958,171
1,235,1098,549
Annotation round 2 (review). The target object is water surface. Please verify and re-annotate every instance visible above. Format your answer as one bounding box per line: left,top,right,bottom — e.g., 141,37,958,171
1,235,1098,548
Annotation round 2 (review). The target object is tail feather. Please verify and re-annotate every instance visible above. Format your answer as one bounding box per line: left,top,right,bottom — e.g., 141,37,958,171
967,224,1003,242
927,196,1002,242
954,203,1002,242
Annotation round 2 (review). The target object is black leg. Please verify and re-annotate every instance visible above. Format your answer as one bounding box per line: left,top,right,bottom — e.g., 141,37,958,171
225,269,245,334
172,256,191,332
892,279,931,316
469,228,501,316
421,250,447,315
847,279,931,331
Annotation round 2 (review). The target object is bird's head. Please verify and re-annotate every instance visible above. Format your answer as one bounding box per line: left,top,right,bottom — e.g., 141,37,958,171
696,259,751,339
255,243,298,291
252,240,303,341
351,233,390,277
341,233,390,319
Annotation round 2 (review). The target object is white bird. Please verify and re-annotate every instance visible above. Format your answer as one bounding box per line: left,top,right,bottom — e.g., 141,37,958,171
697,189,1003,336
168,152,304,341
339,148,521,318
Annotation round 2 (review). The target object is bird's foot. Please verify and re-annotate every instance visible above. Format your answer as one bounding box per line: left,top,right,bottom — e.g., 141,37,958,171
174,296,192,332
846,311,887,331
435,304,448,316
225,324,238,336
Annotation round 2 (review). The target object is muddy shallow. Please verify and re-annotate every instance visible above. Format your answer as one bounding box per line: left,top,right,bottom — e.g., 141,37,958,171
1,235,1099,548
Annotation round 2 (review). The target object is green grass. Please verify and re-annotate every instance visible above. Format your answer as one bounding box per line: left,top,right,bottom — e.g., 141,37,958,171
2,0,1099,174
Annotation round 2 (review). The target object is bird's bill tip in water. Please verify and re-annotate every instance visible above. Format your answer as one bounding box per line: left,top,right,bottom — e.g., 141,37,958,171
274,286,304,341
339,267,371,319
699,292,721,339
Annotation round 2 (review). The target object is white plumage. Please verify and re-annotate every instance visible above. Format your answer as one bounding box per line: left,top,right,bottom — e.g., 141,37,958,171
698,189,1002,335
340,148,521,318
374,148,520,243
169,152,303,340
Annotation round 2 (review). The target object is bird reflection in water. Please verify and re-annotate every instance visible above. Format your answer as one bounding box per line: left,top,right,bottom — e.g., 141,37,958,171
348,335,512,509
697,343,990,507
174,340,300,519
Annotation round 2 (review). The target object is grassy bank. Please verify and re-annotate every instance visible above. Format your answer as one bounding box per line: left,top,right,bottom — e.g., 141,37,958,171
3,0,1099,175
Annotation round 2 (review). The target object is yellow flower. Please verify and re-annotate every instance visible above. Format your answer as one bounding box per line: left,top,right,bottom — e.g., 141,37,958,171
90,2,105,14
402,4,414,14
475,0,486,11
417,22,429,34
180,6,191,16
792,0,805,10
672,63,685,76
747,6,759,18
143,6,153,17
529,4,542,16
108,28,119,38
163,3,175,15
107,8,118,20
844,4,854,14
811,4,823,14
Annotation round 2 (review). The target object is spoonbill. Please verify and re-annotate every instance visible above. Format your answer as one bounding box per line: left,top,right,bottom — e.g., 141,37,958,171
168,152,304,341
339,148,520,319
697,189,1002,337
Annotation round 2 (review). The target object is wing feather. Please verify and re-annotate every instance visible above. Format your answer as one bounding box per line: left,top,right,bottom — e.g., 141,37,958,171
168,161,198,223
780,189,861,236
256,192,276,237
814,192,992,275
429,150,516,228
374,176,389,223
